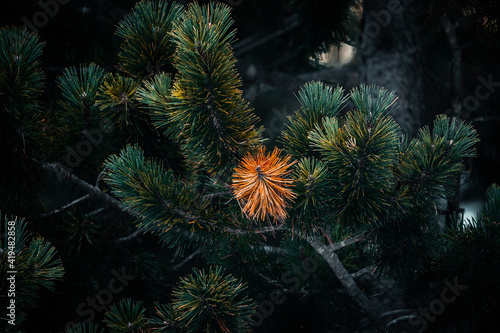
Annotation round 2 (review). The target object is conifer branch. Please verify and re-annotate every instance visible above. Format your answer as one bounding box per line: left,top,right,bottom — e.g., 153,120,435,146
36,194,91,219
351,265,376,279
40,161,140,219
330,232,367,251
170,249,201,271
95,166,108,188
385,314,418,328
112,229,142,243
380,309,413,318
85,206,108,218
305,235,381,323
234,17,300,56
42,160,279,236
157,195,281,235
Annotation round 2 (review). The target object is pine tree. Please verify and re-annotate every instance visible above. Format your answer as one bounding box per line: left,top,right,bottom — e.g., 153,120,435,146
1,1,499,333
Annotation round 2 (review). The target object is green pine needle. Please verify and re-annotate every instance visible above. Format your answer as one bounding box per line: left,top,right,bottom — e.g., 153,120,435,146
104,144,210,236
171,266,255,333
281,81,348,159
1,214,64,309
103,298,148,332
116,0,183,78
56,63,106,142
0,27,45,116
157,1,263,175
290,157,331,234
96,73,142,129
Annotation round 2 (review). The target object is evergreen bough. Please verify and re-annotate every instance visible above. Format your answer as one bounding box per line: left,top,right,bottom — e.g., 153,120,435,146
0,1,498,333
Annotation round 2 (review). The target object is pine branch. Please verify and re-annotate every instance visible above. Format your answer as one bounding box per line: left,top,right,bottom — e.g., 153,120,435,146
35,194,91,219
104,145,284,237
351,265,376,279
85,206,107,218
39,161,139,219
115,0,182,78
157,195,282,235
330,232,367,251
170,249,201,272
305,235,381,323
385,314,417,329
234,16,300,56
155,1,263,175
112,229,142,244
0,27,45,116
380,309,413,318
95,166,108,188
43,159,278,236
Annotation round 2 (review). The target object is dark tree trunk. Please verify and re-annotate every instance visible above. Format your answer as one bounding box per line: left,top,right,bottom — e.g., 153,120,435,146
358,0,427,137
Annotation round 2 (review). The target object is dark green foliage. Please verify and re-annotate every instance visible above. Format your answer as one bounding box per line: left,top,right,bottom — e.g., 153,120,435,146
0,214,64,331
59,212,101,256
153,1,263,175
96,73,142,129
0,27,45,116
103,298,148,332
170,266,255,333
398,115,480,203
136,72,172,116
54,63,110,170
57,63,106,127
280,81,348,159
285,0,353,63
123,250,158,280
373,210,443,282
116,0,183,79
104,144,209,237
0,27,47,214
289,157,331,234
150,302,183,332
309,85,401,226
428,184,500,332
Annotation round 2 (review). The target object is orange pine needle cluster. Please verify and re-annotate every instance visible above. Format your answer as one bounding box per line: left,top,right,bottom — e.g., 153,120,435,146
232,147,296,223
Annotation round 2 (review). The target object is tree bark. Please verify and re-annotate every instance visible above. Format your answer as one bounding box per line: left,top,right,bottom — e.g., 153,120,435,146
358,0,427,137
306,236,381,324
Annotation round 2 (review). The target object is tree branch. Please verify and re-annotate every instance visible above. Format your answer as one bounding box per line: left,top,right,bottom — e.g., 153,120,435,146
385,314,417,328
112,229,142,243
171,249,201,271
40,161,281,236
306,235,381,323
234,16,299,56
95,166,108,188
158,196,283,235
35,194,90,219
330,232,367,251
40,162,140,219
380,309,413,318
351,265,376,279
